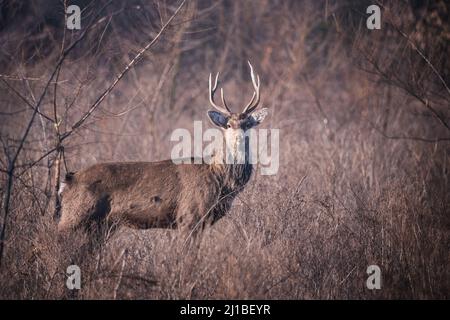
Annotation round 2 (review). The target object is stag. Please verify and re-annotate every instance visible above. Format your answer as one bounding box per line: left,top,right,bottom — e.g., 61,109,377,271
57,62,268,243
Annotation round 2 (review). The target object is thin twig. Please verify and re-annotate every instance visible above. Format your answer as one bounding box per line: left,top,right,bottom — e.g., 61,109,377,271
61,0,188,140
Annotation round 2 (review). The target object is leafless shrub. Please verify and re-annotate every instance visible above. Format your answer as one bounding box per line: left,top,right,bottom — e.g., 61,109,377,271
0,0,448,299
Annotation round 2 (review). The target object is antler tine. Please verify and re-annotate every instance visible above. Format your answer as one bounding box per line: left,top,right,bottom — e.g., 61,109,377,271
243,61,261,114
209,72,231,114
220,88,230,112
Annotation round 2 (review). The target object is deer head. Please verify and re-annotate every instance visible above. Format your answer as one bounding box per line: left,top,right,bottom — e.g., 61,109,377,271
207,61,268,164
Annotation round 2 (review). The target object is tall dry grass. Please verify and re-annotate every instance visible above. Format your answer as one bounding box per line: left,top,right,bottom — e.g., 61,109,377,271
0,0,448,299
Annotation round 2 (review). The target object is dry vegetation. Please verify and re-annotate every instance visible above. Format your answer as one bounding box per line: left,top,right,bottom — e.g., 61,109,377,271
0,0,449,299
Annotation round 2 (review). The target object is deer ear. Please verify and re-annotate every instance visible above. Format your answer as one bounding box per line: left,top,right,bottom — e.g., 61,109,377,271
248,108,268,126
207,110,229,128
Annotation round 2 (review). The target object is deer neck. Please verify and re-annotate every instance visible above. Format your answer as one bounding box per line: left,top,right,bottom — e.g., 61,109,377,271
212,129,253,189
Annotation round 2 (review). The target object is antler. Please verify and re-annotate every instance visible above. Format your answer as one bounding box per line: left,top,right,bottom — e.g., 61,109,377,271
242,61,261,114
209,72,231,114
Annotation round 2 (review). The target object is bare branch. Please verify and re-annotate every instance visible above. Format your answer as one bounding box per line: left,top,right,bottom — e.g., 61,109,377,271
62,0,188,140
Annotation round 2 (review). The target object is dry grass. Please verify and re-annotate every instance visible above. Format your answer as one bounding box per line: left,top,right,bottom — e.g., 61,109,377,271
0,0,448,299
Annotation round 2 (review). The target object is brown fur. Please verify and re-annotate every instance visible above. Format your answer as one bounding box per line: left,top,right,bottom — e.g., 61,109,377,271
58,159,251,236
59,63,266,240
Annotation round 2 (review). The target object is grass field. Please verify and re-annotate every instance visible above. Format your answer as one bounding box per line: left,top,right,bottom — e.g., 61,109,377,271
0,0,448,299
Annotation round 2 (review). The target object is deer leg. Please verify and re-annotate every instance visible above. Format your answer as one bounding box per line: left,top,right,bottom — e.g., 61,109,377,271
177,208,205,259
57,191,113,284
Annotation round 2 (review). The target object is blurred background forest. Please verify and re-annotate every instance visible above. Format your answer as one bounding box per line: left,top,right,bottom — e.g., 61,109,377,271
0,0,449,299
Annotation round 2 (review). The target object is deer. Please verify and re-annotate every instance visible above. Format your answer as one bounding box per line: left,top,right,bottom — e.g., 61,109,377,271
57,62,268,245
